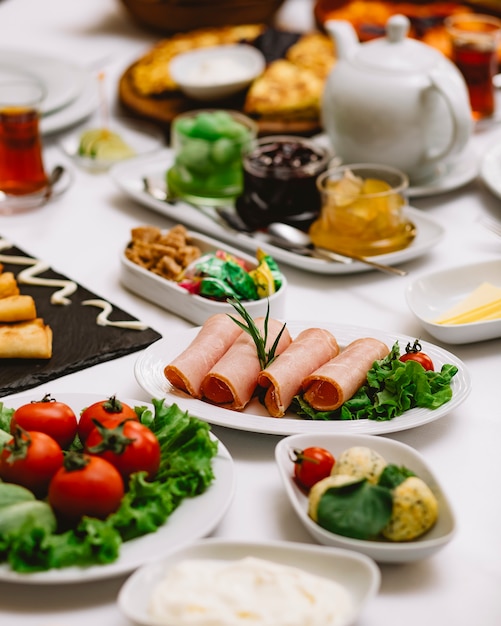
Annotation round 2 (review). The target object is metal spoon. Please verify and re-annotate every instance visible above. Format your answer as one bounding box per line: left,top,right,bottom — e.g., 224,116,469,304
141,177,239,232
44,165,65,200
267,222,408,276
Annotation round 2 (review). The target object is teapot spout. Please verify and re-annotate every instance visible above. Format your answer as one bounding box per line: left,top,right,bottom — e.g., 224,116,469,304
324,19,359,59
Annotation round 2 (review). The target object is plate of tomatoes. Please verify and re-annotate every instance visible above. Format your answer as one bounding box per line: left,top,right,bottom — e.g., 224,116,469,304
0,392,235,584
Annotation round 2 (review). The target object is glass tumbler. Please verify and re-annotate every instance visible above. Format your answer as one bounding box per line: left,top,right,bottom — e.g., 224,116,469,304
0,79,48,200
310,163,415,257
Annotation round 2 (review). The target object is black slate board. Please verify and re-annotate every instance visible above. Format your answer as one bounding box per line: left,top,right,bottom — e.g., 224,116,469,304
0,239,162,397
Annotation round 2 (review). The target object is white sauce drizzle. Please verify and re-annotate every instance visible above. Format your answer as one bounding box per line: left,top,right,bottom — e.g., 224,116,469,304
0,238,77,305
82,299,149,330
0,238,148,332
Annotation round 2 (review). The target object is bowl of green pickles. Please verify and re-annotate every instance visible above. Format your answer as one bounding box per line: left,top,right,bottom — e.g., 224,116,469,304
166,109,257,207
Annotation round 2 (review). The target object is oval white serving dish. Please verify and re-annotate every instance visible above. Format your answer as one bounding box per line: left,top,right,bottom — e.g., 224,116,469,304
118,538,380,626
275,433,456,563
120,229,287,326
406,258,501,344
169,44,266,101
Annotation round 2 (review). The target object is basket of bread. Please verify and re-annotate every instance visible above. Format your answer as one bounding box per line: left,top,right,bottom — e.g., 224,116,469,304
119,0,286,34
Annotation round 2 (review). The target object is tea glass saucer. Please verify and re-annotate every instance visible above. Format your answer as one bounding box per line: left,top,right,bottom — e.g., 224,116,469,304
0,164,71,215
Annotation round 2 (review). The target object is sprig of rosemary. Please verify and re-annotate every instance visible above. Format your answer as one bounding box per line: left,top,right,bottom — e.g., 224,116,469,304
227,298,287,369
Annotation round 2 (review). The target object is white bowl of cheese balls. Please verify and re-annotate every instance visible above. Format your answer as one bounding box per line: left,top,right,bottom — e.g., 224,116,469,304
275,433,456,563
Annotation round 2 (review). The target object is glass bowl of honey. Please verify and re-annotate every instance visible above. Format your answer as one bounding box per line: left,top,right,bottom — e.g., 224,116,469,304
310,164,415,257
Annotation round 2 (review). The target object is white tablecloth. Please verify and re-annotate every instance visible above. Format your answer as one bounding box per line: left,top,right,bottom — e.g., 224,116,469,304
0,1,500,624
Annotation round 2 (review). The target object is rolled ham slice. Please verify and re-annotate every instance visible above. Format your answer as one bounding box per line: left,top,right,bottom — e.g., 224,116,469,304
302,337,390,411
257,328,340,417
164,313,243,398
200,317,292,411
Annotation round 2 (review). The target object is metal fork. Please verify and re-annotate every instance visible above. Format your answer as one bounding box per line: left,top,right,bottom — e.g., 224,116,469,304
478,214,501,238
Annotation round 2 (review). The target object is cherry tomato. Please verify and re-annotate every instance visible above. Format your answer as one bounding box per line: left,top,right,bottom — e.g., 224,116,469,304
11,394,78,449
48,451,124,522
85,418,161,483
399,339,434,371
291,446,336,490
0,427,63,497
78,395,138,444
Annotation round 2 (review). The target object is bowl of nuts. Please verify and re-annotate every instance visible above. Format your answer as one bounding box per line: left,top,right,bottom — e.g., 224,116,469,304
120,224,287,325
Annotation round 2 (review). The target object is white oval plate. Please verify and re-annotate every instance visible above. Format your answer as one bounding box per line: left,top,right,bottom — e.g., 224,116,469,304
406,258,501,344
275,433,456,563
41,72,98,136
118,538,380,626
0,393,235,584
0,50,88,116
110,150,445,275
134,321,471,436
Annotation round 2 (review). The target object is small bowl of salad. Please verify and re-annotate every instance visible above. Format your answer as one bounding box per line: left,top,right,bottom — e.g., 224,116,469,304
120,223,287,326
59,116,165,173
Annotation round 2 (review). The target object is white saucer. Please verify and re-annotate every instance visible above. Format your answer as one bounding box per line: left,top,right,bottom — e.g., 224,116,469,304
40,72,99,136
479,142,501,200
407,150,479,198
0,50,88,117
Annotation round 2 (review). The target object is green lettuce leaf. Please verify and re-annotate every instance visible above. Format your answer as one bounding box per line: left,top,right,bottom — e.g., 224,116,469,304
293,341,458,422
316,479,393,540
1,399,218,572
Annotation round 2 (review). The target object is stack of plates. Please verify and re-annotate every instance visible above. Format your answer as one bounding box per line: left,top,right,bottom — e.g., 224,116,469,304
0,49,98,135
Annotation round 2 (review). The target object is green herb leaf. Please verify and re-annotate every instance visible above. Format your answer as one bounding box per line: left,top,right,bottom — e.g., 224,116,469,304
316,479,393,540
226,297,287,369
378,464,416,490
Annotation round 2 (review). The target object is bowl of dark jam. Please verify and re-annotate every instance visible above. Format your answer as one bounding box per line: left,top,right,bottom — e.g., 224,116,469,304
235,135,330,231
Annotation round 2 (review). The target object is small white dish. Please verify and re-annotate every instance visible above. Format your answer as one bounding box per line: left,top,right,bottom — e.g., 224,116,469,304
121,229,287,326
275,433,456,563
406,259,501,344
480,142,501,200
0,393,235,584
169,44,266,101
118,538,380,626
59,116,164,173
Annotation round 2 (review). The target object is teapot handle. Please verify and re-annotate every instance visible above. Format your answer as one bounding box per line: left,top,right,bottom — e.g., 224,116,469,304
424,68,473,164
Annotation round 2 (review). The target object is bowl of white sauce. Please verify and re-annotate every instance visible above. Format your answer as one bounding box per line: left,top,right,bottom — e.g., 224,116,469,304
169,44,266,101
118,539,380,626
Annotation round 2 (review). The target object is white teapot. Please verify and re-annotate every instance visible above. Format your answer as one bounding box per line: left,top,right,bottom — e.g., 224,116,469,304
321,14,473,183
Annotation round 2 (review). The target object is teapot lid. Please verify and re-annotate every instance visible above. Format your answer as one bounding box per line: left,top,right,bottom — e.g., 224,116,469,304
354,14,441,72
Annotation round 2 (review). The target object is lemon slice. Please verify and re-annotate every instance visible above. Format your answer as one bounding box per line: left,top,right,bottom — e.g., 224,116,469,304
249,261,276,298
78,128,136,161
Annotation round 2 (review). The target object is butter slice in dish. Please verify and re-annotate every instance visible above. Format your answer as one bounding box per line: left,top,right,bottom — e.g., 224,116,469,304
434,282,501,325
406,259,501,344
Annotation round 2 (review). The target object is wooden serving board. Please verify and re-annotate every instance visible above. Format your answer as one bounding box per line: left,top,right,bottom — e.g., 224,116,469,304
118,27,323,137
